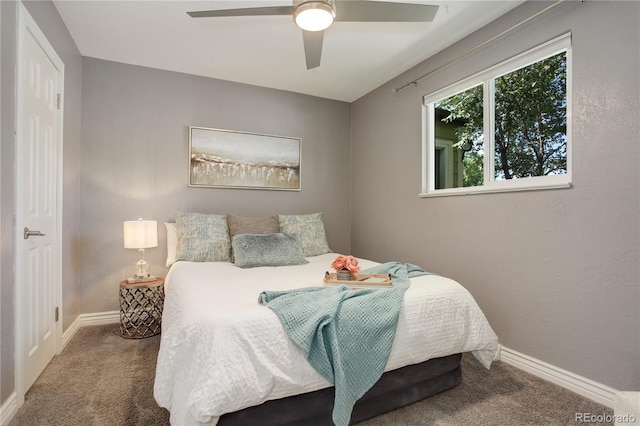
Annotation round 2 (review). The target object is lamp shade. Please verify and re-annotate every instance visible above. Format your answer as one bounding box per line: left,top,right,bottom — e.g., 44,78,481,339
294,1,335,31
123,219,158,249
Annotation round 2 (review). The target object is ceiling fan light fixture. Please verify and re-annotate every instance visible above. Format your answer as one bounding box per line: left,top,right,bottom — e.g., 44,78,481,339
294,1,336,32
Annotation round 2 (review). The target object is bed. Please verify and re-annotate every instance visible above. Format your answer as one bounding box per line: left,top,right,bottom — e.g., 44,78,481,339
153,251,499,425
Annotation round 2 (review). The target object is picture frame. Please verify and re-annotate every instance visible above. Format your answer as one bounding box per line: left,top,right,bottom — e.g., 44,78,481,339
188,126,301,191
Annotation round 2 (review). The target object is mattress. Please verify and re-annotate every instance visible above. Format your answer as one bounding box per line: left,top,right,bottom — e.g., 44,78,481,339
154,253,499,425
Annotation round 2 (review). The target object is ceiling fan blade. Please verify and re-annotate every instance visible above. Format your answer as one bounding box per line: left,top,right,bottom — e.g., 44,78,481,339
187,6,294,18
302,30,324,70
334,1,438,22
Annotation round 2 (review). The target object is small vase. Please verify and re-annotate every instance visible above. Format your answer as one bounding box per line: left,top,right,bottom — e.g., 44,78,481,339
336,269,352,281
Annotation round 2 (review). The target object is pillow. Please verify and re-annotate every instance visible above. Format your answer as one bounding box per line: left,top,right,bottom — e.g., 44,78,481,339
278,213,332,257
227,214,280,262
175,212,231,262
228,214,280,237
165,222,177,267
232,233,308,268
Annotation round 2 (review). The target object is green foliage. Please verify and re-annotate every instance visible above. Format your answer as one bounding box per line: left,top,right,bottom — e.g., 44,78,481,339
462,150,484,187
436,84,483,152
437,52,567,180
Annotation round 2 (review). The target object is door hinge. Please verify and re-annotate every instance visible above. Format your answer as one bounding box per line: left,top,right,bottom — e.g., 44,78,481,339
55,307,59,322
56,93,61,110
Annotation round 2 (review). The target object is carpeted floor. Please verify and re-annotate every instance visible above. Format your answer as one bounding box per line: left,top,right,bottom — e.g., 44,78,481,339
9,324,613,426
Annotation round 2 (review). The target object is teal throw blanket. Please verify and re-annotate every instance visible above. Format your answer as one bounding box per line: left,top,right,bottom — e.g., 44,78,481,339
258,262,431,426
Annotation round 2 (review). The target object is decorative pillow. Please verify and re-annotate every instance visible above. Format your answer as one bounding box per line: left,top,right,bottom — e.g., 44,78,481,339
228,214,280,237
165,222,177,267
175,212,231,262
227,214,280,262
278,212,332,257
232,233,308,268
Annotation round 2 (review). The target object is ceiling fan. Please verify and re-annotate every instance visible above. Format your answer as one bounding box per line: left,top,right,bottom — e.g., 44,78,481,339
187,1,439,70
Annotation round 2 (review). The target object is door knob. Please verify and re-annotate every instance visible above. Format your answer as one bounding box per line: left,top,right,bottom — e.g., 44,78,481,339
24,227,46,240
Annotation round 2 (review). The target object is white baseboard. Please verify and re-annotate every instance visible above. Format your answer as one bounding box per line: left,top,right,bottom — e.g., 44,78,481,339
61,311,120,350
499,345,618,408
0,392,18,426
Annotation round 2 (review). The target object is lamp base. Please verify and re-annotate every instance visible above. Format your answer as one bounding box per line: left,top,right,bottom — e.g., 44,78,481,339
133,255,151,281
126,275,157,284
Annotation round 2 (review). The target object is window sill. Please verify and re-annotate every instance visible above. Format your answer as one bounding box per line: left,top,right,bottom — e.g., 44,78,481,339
419,181,572,198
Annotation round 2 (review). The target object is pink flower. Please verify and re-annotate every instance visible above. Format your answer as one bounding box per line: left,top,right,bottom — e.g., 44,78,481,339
331,255,360,276
344,256,360,275
331,255,347,270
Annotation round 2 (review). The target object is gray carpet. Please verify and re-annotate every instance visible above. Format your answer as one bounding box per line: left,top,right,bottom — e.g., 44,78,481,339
9,324,613,426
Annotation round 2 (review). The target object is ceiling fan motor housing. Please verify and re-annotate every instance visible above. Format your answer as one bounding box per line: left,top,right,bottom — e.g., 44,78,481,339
293,0,336,10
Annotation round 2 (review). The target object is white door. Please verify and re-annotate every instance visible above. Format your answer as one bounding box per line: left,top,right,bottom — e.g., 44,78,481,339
16,4,64,395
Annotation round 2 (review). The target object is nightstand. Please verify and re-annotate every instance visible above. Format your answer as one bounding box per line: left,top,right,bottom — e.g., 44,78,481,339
119,277,165,339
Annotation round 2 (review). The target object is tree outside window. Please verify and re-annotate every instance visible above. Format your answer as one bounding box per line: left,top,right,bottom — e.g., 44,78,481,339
424,35,571,196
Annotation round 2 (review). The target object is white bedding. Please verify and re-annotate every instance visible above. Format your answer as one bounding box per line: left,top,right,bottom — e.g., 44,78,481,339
154,254,499,425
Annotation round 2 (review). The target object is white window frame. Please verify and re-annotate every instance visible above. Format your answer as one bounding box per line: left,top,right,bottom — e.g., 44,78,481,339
421,33,572,197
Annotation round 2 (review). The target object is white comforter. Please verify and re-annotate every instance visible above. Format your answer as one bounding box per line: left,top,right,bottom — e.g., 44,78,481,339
154,254,499,425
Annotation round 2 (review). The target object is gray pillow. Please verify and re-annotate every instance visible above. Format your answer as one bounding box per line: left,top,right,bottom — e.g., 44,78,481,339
227,214,280,262
278,213,332,257
232,233,308,268
175,212,231,262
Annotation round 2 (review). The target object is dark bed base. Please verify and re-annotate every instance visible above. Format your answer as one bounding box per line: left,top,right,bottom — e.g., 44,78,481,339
218,353,463,426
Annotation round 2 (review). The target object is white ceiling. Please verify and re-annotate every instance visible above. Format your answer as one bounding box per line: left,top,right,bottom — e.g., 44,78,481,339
52,0,524,102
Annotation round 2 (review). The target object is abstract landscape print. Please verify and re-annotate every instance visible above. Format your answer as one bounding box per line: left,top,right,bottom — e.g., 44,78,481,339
189,126,301,190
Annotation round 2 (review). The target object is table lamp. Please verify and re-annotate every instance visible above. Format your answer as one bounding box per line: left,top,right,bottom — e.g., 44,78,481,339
123,218,158,280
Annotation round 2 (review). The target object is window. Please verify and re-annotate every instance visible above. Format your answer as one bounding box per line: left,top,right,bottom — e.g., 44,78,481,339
422,33,571,196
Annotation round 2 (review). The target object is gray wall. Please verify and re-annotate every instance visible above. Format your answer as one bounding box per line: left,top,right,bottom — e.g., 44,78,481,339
0,0,18,405
78,58,352,314
351,1,639,391
0,0,83,406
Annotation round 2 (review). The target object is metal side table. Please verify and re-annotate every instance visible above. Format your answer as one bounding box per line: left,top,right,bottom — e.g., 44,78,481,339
119,277,164,339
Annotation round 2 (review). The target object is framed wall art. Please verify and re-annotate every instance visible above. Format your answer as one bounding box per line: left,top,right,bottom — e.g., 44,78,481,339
189,126,301,191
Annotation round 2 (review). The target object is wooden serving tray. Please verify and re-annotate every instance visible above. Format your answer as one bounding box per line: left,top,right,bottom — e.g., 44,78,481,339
323,272,392,289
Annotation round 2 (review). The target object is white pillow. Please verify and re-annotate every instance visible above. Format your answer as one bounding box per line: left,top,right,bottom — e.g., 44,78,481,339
165,222,177,267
